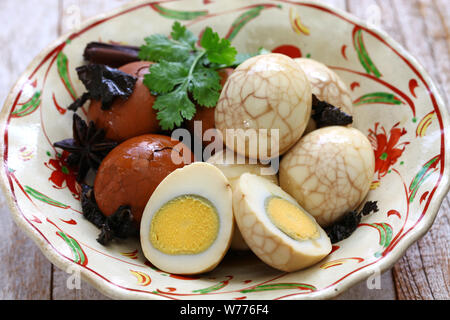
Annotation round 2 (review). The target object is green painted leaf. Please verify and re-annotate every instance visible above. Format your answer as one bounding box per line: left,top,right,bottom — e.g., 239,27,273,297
369,223,393,248
151,4,208,20
192,281,227,294
353,92,403,106
353,28,381,78
24,185,69,209
373,224,386,247
382,223,393,248
240,283,316,293
225,5,282,41
226,6,266,41
12,91,41,117
57,52,77,99
409,155,440,203
57,231,87,265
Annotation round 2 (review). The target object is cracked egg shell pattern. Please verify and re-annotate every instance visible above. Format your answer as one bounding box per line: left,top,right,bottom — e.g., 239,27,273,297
232,173,332,272
295,58,353,115
207,149,278,251
206,149,279,188
215,53,312,160
279,126,375,227
294,58,353,133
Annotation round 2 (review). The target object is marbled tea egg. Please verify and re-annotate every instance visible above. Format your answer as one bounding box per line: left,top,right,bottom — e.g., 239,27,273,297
206,149,279,187
140,162,233,275
294,58,353,132
215,53,312,160
279,126,375,227
207,149,278,251
233,173,331,272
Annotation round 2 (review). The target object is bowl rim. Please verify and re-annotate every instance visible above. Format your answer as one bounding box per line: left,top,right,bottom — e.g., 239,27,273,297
0,0,448,300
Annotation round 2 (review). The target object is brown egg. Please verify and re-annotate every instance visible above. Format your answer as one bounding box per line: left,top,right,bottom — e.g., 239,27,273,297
87,61,160,142
94,134,194,224
185,68,234,146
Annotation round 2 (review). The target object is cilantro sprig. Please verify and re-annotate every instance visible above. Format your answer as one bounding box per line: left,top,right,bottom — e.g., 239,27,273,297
138,22,238,130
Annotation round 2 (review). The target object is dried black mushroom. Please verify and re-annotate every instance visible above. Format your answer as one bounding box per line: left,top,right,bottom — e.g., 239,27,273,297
311,94,353,128
97,205,139,245
325,201,379,243
67,92,91,112
53,113,117,182
80,183,105,229
80,184,138,245
68,63,137,111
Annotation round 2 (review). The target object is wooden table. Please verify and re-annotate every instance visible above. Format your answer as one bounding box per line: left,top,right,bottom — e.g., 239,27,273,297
0,0,448,300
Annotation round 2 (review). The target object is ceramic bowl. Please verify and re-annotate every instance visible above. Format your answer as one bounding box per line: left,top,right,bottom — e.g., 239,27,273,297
1,0,448,300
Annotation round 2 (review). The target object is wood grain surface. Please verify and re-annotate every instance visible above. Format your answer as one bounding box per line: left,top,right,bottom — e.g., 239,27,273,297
0,0,448,300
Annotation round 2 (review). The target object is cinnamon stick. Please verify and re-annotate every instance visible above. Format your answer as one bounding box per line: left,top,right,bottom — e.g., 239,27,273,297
83,42,140,68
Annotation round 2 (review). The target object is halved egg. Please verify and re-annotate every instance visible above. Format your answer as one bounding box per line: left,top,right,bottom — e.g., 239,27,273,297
206,149,278,188
140,162,233,275
233,173,331,272
207,149,278,251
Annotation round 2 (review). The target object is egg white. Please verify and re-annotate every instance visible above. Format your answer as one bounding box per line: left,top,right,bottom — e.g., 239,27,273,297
207,149,278,251
233,173,332,272
140,162,233,275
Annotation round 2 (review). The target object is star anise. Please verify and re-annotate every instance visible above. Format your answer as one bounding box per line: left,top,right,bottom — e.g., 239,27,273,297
53,113,117,182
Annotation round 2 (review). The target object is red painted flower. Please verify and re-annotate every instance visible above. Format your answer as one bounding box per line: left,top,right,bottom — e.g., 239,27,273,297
272,44,302,58
45,150,80,200
368,122,409,180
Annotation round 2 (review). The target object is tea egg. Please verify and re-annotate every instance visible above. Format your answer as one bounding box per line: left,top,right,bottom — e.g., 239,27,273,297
206,149,278,188
233,173,331,272
94,134,193,224
294,58,353,133
279,126,375,227
207,149,278,251
140,162,233,275
215,53,312,160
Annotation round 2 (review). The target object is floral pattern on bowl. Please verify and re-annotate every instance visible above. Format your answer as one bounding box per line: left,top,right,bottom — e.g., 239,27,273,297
0,0,448,300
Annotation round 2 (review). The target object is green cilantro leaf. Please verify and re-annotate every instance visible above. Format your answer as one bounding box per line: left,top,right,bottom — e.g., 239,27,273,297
171,21,197,49
143,60,189,93
138,34,191,62
139,21,241,130
200,27,237,65
191,65,222,107
152,86,196,130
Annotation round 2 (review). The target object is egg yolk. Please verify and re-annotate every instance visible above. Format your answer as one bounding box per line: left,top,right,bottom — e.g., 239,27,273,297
265,196,319,240
150,195,219,255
